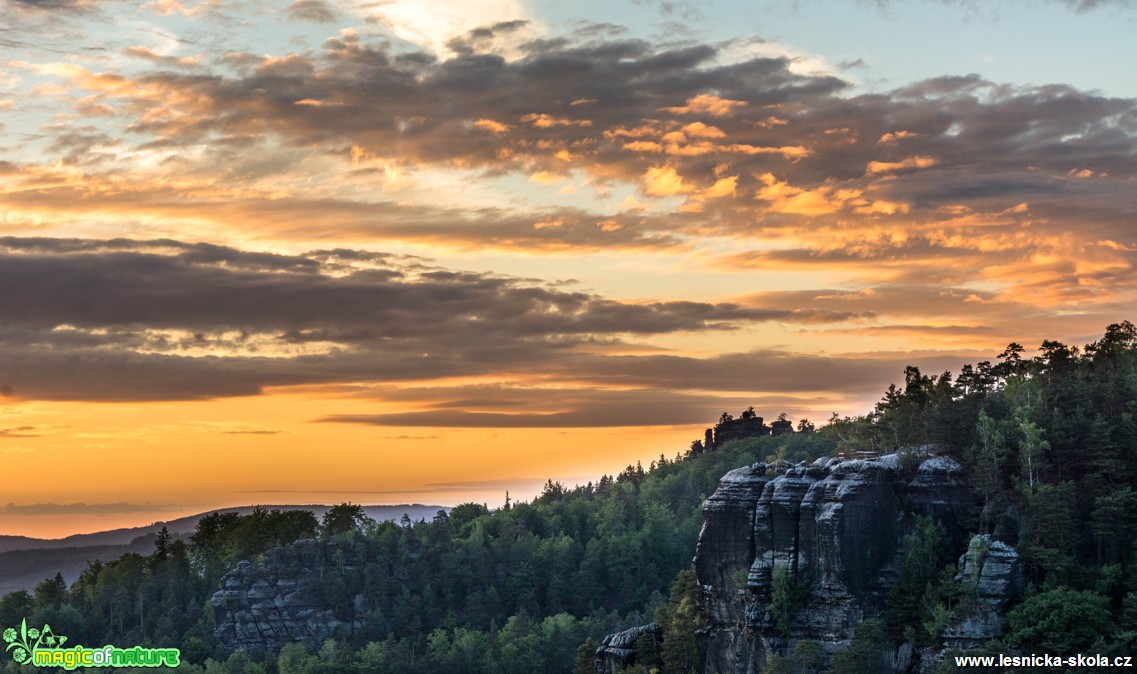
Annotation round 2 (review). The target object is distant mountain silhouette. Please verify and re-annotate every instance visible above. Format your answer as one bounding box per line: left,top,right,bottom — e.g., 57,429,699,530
0,504,445,595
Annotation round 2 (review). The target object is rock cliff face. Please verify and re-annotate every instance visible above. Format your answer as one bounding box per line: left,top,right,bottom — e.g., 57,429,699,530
594,624,663,674
943,535,1023,650
693,454,1000,674
694,464,774,673
696,464,771,625
212,539,365,651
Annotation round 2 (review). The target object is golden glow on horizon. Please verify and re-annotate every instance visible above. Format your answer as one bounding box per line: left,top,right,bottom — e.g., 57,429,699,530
0,390,708,538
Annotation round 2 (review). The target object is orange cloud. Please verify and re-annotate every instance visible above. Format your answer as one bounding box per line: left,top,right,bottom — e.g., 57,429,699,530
877,131,917,144
642,166,694,196
474,119,511,133
680,121,727,139
752,174,911,216
755,116,788,129
866,156,938,174
725,144,811,158
520,113,592,128
662,93,747,117
529,171,564,185
753,173,848,215
701,176,738,199
622,141,663,153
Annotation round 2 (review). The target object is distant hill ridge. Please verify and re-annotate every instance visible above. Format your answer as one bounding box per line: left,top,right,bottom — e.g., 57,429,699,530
0,504,446,595
0,503,445,552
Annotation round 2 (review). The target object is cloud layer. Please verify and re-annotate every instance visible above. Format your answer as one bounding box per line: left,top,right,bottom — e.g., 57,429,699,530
0,237,892,415
1,10,1134,433
1,23,1132,296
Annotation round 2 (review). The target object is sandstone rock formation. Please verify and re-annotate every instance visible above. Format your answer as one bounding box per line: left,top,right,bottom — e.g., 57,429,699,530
212,539,365,651
943,535,1023,649
692,454,983,674
594,624,663,674
695,464,771,626
694,464,773,674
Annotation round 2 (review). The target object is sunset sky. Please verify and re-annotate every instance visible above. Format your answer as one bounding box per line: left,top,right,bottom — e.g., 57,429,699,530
1,0,1135,537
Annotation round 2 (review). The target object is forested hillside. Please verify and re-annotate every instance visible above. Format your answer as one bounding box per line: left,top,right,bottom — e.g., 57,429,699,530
5,322,1137,673
819,321,1137,671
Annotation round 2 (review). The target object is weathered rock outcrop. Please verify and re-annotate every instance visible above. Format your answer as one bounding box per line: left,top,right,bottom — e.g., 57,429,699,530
907,456,977,549
594,624,662,674
212,539,365,651
694,464,774,674
943,535,1023,649
711,417,770,448
694,454,982,674
696,464,771,626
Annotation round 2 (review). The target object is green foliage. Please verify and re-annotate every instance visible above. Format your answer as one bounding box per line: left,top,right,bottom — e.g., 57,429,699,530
763,640,825,674
190,508,318,578
1007,586,1112,653
573,636,599,674
1017,481,1079,582
768,564,809,637
968,536,989,584
731,567,748,591
321,503,374,538
791,641,826,673
853,322,1137,653
826,619,887,674
883,518,953,645
655,569,702,674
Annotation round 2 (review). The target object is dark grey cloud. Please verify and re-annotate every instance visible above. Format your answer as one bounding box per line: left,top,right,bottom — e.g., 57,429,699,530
0,235,998,424
5,0,96,11
283,0,337,23
0,0,104,46
312,349,972,428
446,20,531,56
632,0,705,21
44,125,121,166
0,237,867,402
0,237,841,335
118,33,846,181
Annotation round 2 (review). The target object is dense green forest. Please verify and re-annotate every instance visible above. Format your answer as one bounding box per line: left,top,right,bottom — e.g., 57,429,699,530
6,321,1137,673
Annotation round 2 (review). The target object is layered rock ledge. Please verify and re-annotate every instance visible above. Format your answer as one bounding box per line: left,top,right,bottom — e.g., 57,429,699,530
692,454,990,674
212,539,365,651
